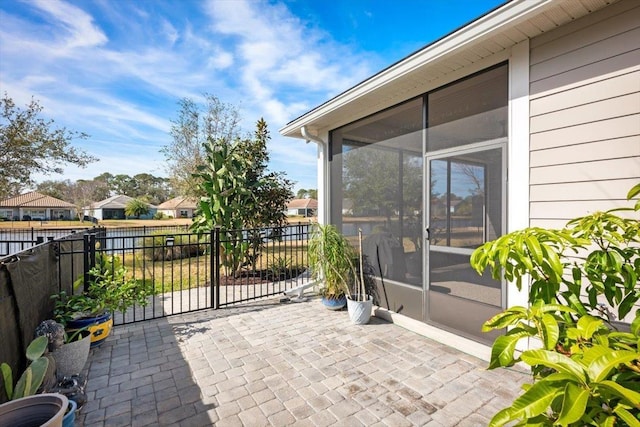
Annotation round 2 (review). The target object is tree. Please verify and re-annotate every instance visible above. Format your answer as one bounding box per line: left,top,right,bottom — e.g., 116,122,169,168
131,173,173,205
36,179,73,201
296,188,318,199
124,198,150,219
0,94,97,200
191,119,293,276
161,94,242,197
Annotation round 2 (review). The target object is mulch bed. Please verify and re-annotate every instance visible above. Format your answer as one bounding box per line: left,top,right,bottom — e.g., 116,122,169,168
219,268,306,286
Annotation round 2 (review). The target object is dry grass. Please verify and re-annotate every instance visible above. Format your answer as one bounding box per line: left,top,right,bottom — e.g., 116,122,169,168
121,241,309,293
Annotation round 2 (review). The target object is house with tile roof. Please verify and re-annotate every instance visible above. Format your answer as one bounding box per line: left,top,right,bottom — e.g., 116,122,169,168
83,195,157,220
286,198,317,217
0,191,77,220
281,0,640,345
157,197,198,218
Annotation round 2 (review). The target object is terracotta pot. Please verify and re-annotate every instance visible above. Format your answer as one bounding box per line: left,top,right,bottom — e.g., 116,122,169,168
0,393,68,427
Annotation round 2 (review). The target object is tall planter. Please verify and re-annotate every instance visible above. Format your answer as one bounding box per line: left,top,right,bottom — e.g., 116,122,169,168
52,331,91,378
0,393,68,427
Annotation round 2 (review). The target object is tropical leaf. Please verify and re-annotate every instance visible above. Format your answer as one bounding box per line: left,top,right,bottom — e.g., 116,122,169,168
1,362,13,400
588,350,639,382
25,335,48,361
488,329,530,369
482,307,528,331
488,407,515,427
521,350,587,384
556,382,589,426
596,380,640,408
508,381,560,420
613,405,640,426
539,313,559,350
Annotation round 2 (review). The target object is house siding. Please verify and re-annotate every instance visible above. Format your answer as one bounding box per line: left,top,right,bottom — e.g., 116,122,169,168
528,0,640,225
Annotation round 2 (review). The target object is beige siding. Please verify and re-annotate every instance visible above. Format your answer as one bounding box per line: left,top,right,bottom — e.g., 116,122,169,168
528,0,640,225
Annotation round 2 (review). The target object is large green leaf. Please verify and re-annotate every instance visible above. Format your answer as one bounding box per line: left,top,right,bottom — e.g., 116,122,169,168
596,380,640,408
508,381,560,420
576,315,604,340
539,313,559,350
1,362,13,400
613,405,640,426
521,350,587,384
556,382,589,426
488,329,530,369
482,307,527,331
26,335,48,361
488,407,514,427
587,350,639,382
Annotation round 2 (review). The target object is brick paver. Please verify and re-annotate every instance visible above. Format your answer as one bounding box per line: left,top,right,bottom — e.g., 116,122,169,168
77,297,528,426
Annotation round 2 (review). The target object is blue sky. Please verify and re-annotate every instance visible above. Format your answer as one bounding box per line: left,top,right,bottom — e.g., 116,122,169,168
0,0,505,194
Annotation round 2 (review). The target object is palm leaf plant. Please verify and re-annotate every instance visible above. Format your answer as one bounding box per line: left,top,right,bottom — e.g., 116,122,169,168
307,223,356,301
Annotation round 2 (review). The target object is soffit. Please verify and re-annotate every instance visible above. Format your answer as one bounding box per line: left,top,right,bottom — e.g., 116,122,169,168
280,0,618,139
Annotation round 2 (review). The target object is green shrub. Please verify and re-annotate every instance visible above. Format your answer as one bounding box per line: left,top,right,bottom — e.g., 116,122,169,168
471,184,640,426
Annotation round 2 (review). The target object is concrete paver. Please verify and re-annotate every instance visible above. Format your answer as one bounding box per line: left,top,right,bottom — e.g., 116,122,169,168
77,297,528,426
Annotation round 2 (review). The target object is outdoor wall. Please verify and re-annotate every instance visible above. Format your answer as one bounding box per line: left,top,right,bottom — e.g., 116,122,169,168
528,0,640,229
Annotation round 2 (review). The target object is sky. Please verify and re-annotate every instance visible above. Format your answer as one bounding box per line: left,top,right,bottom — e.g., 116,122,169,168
0,0,506,195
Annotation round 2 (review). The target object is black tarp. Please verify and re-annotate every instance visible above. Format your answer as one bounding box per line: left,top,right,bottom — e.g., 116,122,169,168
0,244,58,403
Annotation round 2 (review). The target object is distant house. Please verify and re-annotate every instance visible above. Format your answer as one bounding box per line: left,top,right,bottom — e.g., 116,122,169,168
157,197,198,218
0,192,76,220
286,198,317,217
84,195,156,220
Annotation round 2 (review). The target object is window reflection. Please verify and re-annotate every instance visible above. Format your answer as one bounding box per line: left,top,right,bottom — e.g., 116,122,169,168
430,158,486,248
332,98,424,287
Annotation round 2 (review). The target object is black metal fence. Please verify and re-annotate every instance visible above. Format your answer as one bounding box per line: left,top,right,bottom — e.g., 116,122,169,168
55,223,312,325
0,225,191,257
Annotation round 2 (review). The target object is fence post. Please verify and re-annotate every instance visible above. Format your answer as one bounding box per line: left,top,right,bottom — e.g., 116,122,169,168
211,227,220,309
83,233,97,292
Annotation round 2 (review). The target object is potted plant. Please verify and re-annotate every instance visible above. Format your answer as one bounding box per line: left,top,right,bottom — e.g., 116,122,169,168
52,254,151,347
346,229,374,324
307,223,356,310
0,336,68,427
34,320,91,380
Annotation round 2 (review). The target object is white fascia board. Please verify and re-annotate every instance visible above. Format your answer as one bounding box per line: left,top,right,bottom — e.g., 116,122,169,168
280,0,551,137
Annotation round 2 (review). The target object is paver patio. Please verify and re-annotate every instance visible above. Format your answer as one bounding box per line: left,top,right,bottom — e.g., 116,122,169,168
77,297,529,426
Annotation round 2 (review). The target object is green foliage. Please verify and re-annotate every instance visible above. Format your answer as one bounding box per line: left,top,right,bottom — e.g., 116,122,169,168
141,232,204,261
190,119,293,276
0,93,96,199
125,198,150,218
307,224,356,299
1,336,49,400
162,94,242,198
53,255,152,323
471,185,640,426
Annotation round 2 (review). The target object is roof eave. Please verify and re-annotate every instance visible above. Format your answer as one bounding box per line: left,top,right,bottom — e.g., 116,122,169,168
279,0,552,139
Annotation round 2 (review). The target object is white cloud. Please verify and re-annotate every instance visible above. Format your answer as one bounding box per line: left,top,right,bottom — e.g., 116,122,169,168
1,0,376,191
31,0,107,50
